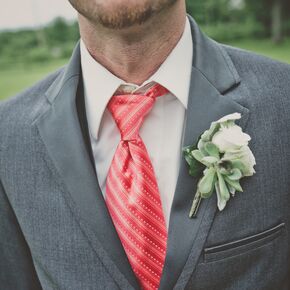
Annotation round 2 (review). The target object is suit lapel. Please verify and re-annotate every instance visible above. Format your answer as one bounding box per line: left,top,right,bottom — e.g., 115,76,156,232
36,45,140,289
159,16,250,290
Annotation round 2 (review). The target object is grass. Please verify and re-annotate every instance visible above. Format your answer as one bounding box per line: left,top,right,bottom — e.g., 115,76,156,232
1,38,290,100
226,38,290,64
0,59,67,100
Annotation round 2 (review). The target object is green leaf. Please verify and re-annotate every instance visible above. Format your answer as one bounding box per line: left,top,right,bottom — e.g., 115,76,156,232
201,122,220,142
228,160,247,176
224,176,243,192
182,144,197,154
192,150,211,167
198,167,216,198
183,147,205,177
184,152,194,166
217,170,230,201
219,167,230,175
183,146,197,165
183,146,197,166
215,181,227,211
227,168,242,180
228,184,236,196
204,142,220,159
202,156,219,164
197,139,208,156
189,163,204,177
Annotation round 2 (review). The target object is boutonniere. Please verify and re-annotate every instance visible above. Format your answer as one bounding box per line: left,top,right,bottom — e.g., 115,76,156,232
183,113,256,218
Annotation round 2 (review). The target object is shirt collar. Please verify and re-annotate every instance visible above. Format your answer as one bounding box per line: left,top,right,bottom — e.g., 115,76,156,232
80,17,193,140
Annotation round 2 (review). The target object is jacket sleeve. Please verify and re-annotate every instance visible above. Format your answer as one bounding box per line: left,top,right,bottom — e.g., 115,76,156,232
0,179,42,290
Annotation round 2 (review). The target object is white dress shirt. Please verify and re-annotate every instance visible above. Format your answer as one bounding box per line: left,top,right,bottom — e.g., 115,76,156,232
80,18,193,228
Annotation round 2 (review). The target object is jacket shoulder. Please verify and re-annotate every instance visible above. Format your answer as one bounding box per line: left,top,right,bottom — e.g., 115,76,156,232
0,67,65,153
223,44,290,105
222,44,290,137
223,44,290,85
0,67,64,124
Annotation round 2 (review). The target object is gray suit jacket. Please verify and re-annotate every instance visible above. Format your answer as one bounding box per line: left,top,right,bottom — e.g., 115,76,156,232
0,16,289,290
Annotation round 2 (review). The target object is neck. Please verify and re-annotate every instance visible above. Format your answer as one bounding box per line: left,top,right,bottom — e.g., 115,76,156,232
79,1,186,85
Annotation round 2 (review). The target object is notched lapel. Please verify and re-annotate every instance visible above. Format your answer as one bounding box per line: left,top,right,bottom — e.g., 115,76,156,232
35,44,140,289
159,16,250,290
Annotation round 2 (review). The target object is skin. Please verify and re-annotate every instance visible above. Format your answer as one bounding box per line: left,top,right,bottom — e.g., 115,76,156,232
68,0,187,85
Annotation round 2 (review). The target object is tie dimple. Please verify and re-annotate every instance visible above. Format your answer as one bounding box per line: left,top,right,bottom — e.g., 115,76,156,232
108,94,155,141
106,83,168,290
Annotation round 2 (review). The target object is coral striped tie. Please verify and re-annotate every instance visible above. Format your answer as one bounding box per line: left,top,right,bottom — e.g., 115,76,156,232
105,83,168,290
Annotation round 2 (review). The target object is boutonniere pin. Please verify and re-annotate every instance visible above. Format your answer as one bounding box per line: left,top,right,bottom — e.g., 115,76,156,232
183,113,256,218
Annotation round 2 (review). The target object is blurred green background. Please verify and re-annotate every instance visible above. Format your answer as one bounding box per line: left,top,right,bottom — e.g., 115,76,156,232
1,0,290,100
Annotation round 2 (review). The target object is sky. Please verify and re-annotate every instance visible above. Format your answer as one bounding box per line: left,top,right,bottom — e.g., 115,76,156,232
0,0,77,30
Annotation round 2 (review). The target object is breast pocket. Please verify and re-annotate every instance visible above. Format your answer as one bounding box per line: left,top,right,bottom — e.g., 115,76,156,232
203,222,286,263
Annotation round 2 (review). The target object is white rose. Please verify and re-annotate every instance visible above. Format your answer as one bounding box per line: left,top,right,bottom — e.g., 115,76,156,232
222,145,256,176
216,112,241,124
212,125,251,153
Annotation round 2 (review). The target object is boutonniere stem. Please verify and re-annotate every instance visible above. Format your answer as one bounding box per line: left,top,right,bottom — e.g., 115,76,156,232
189,191,202,218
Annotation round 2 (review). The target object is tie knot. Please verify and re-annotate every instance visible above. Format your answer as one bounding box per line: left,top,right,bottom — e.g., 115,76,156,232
107,84,168,141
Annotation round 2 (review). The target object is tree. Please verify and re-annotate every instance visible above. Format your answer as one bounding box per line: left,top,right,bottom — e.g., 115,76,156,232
244,0,289,43
187,0,290,42
271,0,283,43
186,0,233,25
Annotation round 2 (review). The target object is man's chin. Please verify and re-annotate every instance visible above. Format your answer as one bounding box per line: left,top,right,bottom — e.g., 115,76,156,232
97,7,154,30
72,0,178,30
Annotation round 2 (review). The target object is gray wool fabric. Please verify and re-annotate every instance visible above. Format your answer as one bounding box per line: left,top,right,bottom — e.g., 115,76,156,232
0,15,289,290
